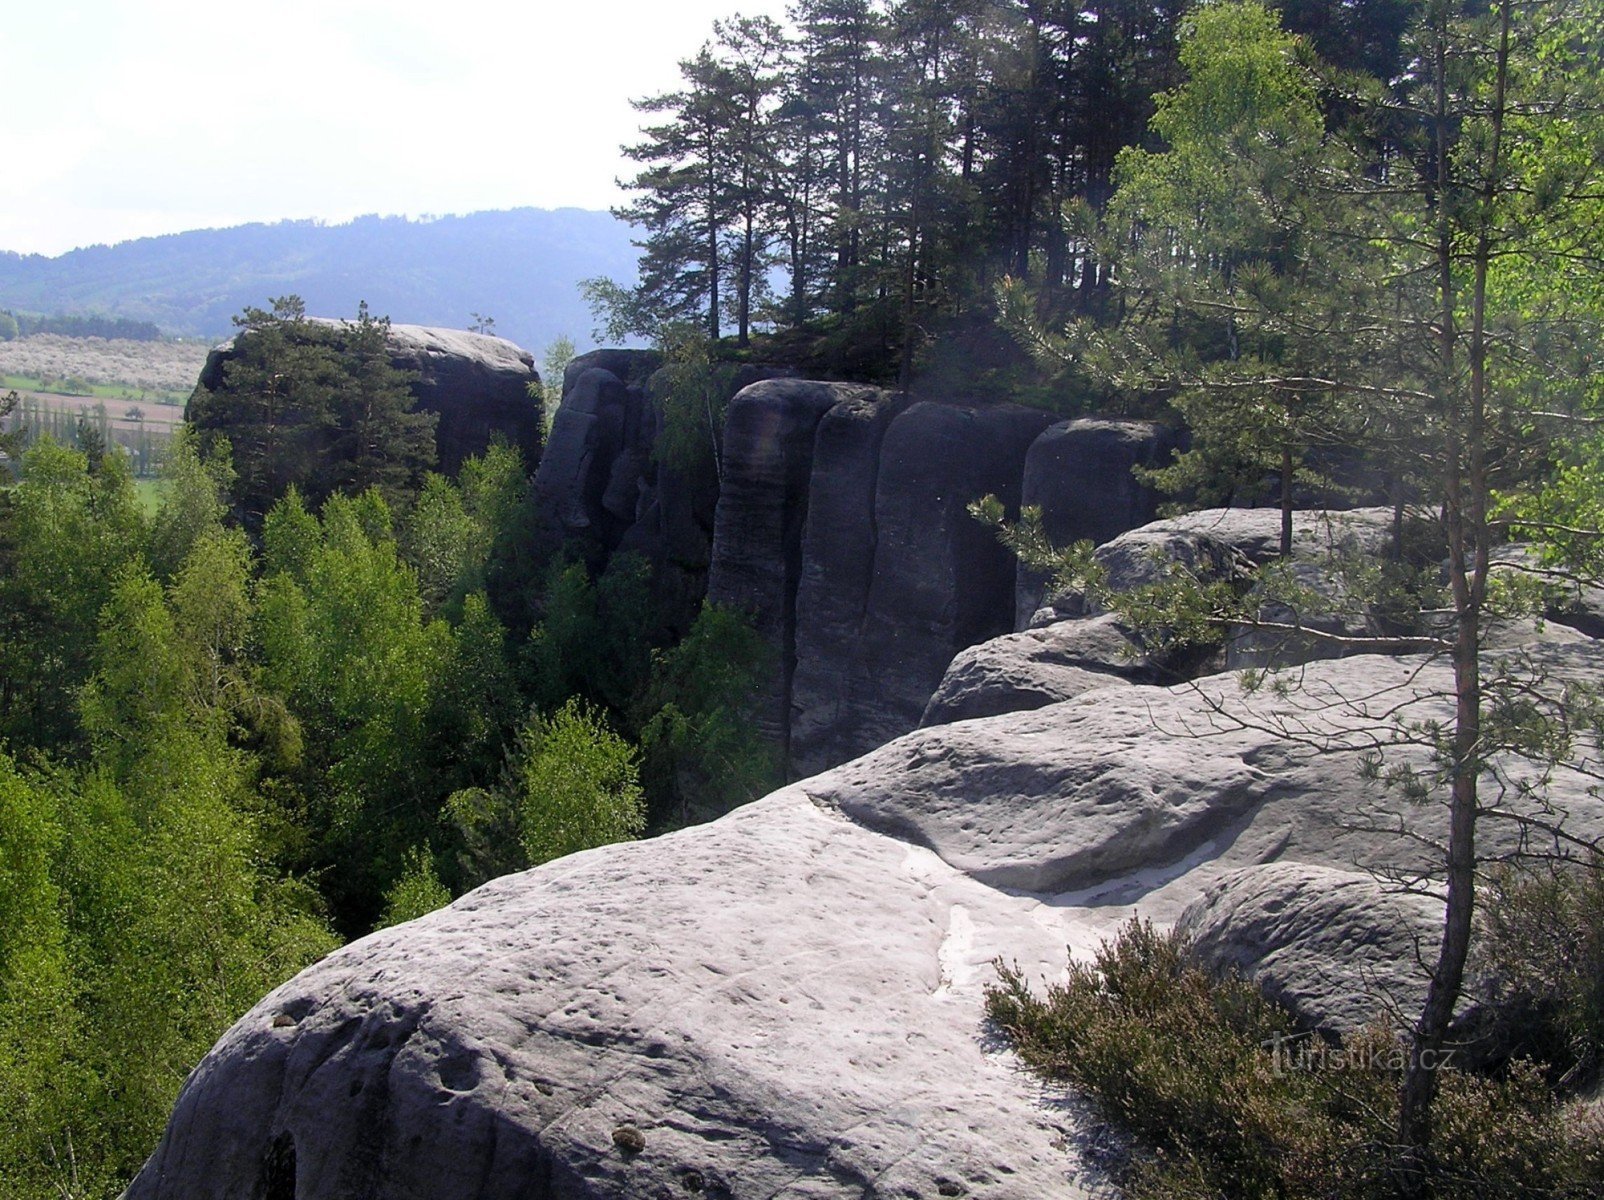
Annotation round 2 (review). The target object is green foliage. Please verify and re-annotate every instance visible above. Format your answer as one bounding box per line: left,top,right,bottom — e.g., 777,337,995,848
187,296,436,526
0,436,147,752
378,845,452,929
539,335,576,429
324,302,435,505
640,604,780,825
147,425,235,581
513,699,645,868
1478,860,1604,1091
0,389,21,475
650,325,739,477
988,920,1604,1199
256,489,457,928
525,553,655,716
0,737,337,1200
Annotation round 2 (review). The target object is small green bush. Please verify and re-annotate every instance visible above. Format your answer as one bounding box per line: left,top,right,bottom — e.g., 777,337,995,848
1475,860,1604,1090
987,919,1604,1199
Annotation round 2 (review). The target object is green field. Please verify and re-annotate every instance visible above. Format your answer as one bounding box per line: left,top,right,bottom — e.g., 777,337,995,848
1,373,188,406
134,477,169,515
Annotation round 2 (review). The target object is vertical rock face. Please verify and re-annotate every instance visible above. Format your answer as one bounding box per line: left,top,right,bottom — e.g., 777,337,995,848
840,401,1056,764
789,390,910,776
529,367,644,560
1014,418,1176,628
378,325,545,476
784,402,1055,774
705,381,877,752
528,363,1172,775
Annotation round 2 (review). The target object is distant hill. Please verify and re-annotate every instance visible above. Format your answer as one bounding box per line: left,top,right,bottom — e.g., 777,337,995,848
0,208,639,354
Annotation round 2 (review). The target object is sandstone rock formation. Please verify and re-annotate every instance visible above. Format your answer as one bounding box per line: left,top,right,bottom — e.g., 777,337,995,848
127,634,1604,1199
705,380,884,751
532,366,646,556
919,614,1152,727
787,400,1055,774
1014,419,1176,627
528,371,1178,775
194,321,543,475
531,361,801,638
1179,863,1445,1033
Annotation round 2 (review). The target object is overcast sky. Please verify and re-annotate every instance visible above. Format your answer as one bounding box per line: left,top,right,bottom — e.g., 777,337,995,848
4,0,790,257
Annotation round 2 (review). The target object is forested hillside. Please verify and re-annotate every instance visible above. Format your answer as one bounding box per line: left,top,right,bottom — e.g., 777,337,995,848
0,208,637,351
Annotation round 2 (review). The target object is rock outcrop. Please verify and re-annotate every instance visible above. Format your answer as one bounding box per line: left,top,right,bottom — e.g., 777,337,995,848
919,614,1153,727
705,381,884,751
788,401,1056,774
531,361,802,638
528,371,1179,775
127,633,1604,1199
1179,863,1445,1033
531,366,648,557
194,321,543,475
1014,419,1176,627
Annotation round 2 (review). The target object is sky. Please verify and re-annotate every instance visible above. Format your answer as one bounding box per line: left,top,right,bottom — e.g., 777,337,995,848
3,0,790,257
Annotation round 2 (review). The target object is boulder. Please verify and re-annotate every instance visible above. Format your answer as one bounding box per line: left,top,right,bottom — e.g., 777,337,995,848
1179,863,1445,1033
920,614,1155,727
1015,419,1176,627
195,321,543,476
706,380,882,751
790,401,1055,774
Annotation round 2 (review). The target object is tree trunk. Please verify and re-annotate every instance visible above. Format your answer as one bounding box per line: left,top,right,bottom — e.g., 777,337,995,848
1394,4,1507,1191
1279,443,1293,559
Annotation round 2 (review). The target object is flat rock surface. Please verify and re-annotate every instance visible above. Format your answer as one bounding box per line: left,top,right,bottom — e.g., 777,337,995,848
129,643,1604,1200
127,792,1114,1200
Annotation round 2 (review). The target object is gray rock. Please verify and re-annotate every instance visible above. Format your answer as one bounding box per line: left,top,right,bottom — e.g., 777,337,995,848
789,389,910,777
196,320,543,476
791,401,1055,774
1015,419,1176,628
812,647,1604,897
125,792,1114,1200
706,380,882,752
1224,557,1377,671
564,348,662,395
920,614,1154,727
128,644,1604,1199
1157,506,1396,567
1491,544,1604,639
1088,526,1251,604
530,367,641,557
1179,863,1445,1033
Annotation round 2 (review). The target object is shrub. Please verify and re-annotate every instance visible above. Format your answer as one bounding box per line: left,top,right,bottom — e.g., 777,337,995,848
515,698,645,868
1474,859,1604,1090
986,919,1604,1199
